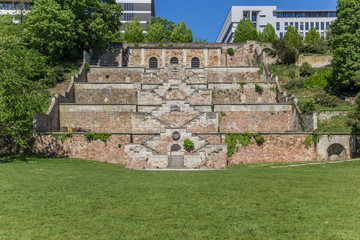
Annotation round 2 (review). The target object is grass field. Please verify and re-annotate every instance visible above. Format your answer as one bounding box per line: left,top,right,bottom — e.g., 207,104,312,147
1,154,360,240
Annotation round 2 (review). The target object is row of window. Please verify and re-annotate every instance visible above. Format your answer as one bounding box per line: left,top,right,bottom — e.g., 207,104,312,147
123,3,134,11
277,21,331,31
124,13,134,21
279,31,326,39
0,3,31,10
149,57,200,68
275,12,337,18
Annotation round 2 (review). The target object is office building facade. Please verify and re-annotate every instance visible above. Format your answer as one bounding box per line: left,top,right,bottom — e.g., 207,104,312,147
0,0,31,20
217,6,337,43
116,0,155,32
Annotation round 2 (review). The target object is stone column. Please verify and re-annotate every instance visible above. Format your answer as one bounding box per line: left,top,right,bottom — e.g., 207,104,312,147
204,49,208,67
162,49,166,68
141,48,145,67
183,49,187,68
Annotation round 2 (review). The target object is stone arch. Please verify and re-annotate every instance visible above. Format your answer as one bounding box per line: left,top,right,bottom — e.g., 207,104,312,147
170,57,179,64
149,57,158,69
191,57,200,68
327,143,346,160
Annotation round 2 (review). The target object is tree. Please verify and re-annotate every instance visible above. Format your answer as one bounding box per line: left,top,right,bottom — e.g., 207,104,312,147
328,0,360,94
233,18,258,43
23,0,77,63
146,16,176,42
53,0,122,51
145,22,167,42
170,21,193,43
258,24,278,43
283,26,303,62
0,41,50,147
193,37,208,43
271,40,297,64
124,16,144,42
303,27,327,54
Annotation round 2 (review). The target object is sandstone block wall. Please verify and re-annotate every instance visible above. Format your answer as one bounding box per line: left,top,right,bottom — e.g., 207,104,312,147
87,68,142,83
59,105,135,132
229,134,316,164
75,84,138,104
296,54,333,68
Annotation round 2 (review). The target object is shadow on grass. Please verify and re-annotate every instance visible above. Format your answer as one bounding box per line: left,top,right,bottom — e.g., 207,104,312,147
0,153,53,164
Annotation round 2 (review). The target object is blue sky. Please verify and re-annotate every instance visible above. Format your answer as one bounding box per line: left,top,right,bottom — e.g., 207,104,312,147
154,0,337,42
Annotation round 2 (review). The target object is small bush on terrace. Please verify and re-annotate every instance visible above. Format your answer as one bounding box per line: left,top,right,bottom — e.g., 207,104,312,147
283,77,306,91
298,101,315,114
183,139,194,151
304,70,330,90
314,89,338,108
299,62,314,77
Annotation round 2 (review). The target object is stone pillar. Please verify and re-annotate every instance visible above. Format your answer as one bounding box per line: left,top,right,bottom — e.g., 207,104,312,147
183,49,187,68
204,49,208,67
218,49,223,67
141,48,145,67
162,49,166,68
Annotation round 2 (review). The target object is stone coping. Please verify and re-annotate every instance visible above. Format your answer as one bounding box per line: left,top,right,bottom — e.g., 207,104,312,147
34,132,359,136
75,82,138,85
58,103,291,107
208,82,274,84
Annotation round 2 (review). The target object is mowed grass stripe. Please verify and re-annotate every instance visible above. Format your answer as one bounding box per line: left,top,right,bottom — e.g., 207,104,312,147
0,155,359,239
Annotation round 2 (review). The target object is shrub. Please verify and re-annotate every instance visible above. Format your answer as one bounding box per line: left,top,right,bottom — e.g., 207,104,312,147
257,67,263,76
255,84,263,94
183,139,194,151
252,133,265,145
105,74,110,79
299,62,313,77
84,62,90,71
304,70,330,89
227,48,234,56
299,101,315,114
314,90,338,108
283,77,305,91
84,132,112,144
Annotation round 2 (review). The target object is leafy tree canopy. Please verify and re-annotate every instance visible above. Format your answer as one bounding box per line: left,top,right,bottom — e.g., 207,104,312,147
193,37,208,43
144,22,168,43
146,16,176,42
283,25,303,58
258,24,278,43
304,27,321,44
328,0,360,94
23,0,77,63
233,18,258,43
124,16,144,42
170,21,193,43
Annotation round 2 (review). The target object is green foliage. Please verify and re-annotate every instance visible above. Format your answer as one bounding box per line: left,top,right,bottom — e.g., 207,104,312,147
193,37,208,43
84,132,112,144
225,133,265,158
211,104,215,112
170,21,193,43
303,27,327,54
304,71,330,89
252,133,266,145
146,16,176,42
124,16,144,42
258,24,278,43
233,18,258,43
298,101,315,114
271,40,298,64
317,116,352,133
145,22,168,43
284,77,306,91
118,144,122,148
255,84,264,94
327,0,360,94
51,133,73,143
257,67,263,76
304,132,320,148
84,62,90,71
227,48,234,56
183,139,194,151
283,26,303,61
237,82,246,93
347,92,360,131
313,89,339,107
299,62,314,77
23,0,77,63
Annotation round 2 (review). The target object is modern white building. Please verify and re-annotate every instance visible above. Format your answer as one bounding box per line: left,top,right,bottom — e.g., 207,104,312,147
116,0,155,32
216,6,337,43
0,0,31,21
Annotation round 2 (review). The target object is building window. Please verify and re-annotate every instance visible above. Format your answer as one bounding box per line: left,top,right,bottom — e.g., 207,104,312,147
280,32,284,39
305,22,309,30
123,3,134,11
276,22,280,31
321,22,325,30
253,23,256,28
252,12,257,22
260,25,266,28
191,57,200,68
321,32,325,39
259,15,266,18
300,22,304,31
124,13,134,21
290,22,294,27
316,22,319,30
149,57,158,69
285,22,288,30
243,11,250,19
310,22,314,28
170,57,179,64
295,22,299,30
326,22,330,29
328,12,337,17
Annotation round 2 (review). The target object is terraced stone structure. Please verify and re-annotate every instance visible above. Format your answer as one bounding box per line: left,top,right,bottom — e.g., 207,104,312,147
34,42,321,169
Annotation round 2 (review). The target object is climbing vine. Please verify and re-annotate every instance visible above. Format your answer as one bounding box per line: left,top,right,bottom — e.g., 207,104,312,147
237,82,246,93
225,133,266,158
51,133,73,143
84,132,112,144
304,132,320,149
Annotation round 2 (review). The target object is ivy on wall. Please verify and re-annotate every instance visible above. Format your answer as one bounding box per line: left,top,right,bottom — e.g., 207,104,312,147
51,133,73,143
84,132,112,144
225,133,266,158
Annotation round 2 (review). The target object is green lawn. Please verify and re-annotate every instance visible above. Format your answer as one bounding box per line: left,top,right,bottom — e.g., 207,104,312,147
1,155,360,240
